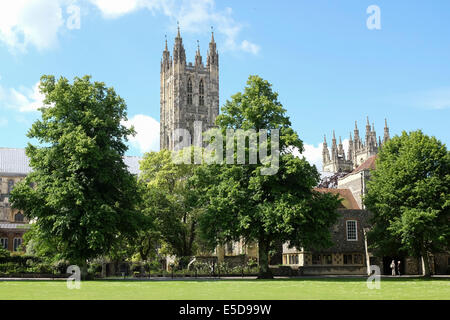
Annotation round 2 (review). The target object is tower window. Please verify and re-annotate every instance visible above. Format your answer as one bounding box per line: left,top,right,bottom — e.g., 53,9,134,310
187,78,193,105
199,79,204,106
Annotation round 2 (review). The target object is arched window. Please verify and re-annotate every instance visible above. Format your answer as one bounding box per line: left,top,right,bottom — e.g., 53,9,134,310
199,79,204,106
7,179,14,194
187,78,193,105
14,212,24,222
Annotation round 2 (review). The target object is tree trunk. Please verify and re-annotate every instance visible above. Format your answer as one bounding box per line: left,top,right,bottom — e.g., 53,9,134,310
257,238,273,279
80,259,88,280
421,253,431,277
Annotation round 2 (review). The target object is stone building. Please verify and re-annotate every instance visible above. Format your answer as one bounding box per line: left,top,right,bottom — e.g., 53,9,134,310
323,118,390,173
0,148,141,252
0,148,32,252
160,27,219,151
282,188,373,275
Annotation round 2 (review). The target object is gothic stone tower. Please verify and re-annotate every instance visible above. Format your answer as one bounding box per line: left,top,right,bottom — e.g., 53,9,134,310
322,118,390,173
160,27,219,150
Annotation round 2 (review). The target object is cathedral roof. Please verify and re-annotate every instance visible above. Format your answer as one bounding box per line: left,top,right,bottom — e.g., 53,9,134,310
314,187,360,210
0,148,32,176
0,148,141,176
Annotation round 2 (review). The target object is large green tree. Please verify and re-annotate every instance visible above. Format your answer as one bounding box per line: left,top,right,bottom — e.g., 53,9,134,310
194,75,341,278
139,149,203,268
364,130,450,276
11,75,144,274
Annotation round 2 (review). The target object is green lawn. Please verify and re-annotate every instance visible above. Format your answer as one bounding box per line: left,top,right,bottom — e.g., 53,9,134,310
0,278,448,300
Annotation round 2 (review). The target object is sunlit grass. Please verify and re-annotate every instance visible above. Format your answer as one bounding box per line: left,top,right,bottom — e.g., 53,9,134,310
0,278,448,300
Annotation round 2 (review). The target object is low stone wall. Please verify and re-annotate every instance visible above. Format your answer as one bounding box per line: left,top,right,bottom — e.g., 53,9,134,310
0,273,69,278
224,255,246,267
301,265,366,276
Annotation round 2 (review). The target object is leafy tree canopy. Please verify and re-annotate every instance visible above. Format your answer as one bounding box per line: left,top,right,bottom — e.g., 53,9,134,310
11,75,145,267
194,75,341,278
364,130,450,275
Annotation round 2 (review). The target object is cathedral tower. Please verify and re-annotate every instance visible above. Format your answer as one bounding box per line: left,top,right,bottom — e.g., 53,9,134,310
160,27,219,150
322,118,390,173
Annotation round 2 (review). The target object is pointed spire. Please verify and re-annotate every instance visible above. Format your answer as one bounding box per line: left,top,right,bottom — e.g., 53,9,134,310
195,40,203,67
161,34,170,71
173,21,186,64
322,134,330,164
349,131,353,141
383,118,390,144
366,116,370,126
207,26,218,67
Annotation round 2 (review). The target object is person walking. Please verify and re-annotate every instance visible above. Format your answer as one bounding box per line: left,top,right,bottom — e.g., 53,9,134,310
397,260,401,276
390,260,396,276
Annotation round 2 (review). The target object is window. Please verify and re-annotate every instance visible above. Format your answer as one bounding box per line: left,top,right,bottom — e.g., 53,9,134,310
353,254,363,264
199,79,204,106
187,78,192,105
14,212,24,222
0,238,8,250
13,238,22,251
343,254,353,265
346,220,357,241
288,254,299,265
312,254,321,265
324,254,332,265
7,179,14,194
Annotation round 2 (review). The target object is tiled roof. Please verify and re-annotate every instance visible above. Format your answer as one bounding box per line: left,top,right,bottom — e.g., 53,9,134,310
314,187,360,210
352,155,377,174
0,148,32,175
0,148,141,176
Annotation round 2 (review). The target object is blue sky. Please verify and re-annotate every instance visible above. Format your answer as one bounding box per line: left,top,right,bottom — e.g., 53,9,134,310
0,0,449,169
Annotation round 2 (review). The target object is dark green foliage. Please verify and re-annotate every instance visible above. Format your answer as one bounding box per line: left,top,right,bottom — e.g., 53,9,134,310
365,130,450,275
10,75,145,267
194,75,341,278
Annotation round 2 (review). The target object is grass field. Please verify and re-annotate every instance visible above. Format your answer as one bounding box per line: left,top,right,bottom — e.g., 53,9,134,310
0,278,448,300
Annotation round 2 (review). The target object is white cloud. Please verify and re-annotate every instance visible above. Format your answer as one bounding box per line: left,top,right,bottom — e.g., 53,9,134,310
291,143,323,171
0,81,45,112
240,40,260,55
0,0,65,52
0,0,259,54
88,0,150,18
292,138,350,172
88,0,260,54
123,114,160,153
